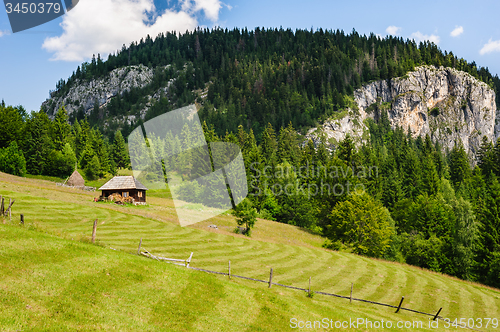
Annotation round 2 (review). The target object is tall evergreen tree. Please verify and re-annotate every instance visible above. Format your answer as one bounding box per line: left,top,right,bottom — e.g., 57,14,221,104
112,130,130,168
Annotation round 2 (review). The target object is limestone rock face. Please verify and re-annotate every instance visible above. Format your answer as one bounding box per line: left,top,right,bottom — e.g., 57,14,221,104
42,64,174,124
308,66,498,161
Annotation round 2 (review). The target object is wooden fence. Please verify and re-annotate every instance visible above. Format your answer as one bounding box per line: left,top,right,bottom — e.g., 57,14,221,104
0,195,15,221
136,244,482,331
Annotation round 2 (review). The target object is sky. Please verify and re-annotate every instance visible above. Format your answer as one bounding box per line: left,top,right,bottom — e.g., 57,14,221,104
1,0,500,112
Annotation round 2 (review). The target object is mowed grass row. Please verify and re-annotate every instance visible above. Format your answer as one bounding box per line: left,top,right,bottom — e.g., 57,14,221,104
3,224,389,332
1,176,500,330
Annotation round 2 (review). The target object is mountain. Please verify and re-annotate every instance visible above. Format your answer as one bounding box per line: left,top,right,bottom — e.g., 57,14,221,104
307,65,499,161
41,28,500,146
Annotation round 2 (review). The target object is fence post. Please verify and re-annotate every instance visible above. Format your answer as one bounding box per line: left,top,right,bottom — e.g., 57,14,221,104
20,214,24,225
92,219,98,243
1,197,4,216
433,308,442,320
350,283,353,303
186,252,193,268
137,238,142,255
8,198,11,220
395,296,405,313
228,261,231,279
268,268,273,288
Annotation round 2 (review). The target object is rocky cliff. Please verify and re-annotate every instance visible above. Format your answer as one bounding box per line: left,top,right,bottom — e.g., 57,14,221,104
307,66,499,161
42,64,173,124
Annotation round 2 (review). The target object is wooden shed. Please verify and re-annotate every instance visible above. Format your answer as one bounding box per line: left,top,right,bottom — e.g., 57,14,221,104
99,176,147,203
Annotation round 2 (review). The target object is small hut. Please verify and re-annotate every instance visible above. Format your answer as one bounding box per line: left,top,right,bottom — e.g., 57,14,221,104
66,169,85,187
99,176,147,203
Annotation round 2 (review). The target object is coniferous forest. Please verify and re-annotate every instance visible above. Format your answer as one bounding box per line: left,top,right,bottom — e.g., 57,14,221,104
2,28,500,288
44,28,500,140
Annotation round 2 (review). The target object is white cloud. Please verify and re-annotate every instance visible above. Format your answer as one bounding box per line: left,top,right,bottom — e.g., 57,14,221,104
450,26,464,37
0,30,10,37
410,31,440,45
42,0,223,61
480,39,500,55
386,26,401,35
182,0,225,21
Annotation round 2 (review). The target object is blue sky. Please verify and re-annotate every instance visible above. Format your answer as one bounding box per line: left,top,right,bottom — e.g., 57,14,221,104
1,0,500,112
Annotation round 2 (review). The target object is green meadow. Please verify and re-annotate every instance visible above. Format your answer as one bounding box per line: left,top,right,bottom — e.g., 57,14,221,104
1,171,499,331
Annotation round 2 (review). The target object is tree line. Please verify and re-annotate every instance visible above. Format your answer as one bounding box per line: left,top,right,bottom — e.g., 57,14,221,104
45,27,500,142
0,101,130,180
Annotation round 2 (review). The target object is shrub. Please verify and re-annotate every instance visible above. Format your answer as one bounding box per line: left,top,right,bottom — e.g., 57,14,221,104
0,141,26,176
430,107,440,117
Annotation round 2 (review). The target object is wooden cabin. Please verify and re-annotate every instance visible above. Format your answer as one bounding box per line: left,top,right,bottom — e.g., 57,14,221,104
99,176,147,203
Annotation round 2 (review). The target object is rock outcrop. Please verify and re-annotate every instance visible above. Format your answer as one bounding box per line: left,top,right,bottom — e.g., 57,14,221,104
42,64,175,125
308,66,498,161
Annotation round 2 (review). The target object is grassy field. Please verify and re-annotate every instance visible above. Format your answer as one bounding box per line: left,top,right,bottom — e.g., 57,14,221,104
1,171,500,331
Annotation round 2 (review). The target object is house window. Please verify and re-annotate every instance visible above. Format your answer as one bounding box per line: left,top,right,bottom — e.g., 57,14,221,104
138,191,142,198
123,192,129,197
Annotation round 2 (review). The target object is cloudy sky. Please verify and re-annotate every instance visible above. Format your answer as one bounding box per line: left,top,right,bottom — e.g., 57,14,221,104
1,0,500,111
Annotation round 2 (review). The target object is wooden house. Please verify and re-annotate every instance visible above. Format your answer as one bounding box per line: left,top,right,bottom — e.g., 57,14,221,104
99,176,147,203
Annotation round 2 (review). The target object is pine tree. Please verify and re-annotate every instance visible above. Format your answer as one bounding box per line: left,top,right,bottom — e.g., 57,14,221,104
421,157,439,196
401,145,421,198
0,104,24,149
337,134,357,166
476,175,500,287
449,143,471,188
52,106,71,151
112,130,130,168
477,136,495,177
24,111,53,175
260,123,278,169
85,155,101,181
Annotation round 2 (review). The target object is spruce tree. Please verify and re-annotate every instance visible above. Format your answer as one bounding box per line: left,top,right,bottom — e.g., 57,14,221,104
112,130,130,168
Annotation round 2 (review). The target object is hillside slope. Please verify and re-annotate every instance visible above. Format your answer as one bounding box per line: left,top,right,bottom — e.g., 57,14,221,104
1,172,500,331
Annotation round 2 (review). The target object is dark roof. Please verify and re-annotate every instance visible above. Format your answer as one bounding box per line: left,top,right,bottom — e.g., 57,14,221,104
99,176,147,191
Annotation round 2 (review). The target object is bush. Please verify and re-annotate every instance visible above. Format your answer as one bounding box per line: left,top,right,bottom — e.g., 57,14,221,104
232,198,257,237
0,141,26,176
324,190,395,258
430,107,440,117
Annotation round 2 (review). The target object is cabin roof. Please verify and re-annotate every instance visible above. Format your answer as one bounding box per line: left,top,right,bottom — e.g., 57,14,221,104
99,176,147,191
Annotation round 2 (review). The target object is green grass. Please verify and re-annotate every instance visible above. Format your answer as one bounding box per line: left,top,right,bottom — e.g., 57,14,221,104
24,173,66,183
1,172,500,331
2,224,368,331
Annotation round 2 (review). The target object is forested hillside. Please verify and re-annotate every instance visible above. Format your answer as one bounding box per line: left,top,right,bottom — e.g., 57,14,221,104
44,28,500,141
2,28,500,289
